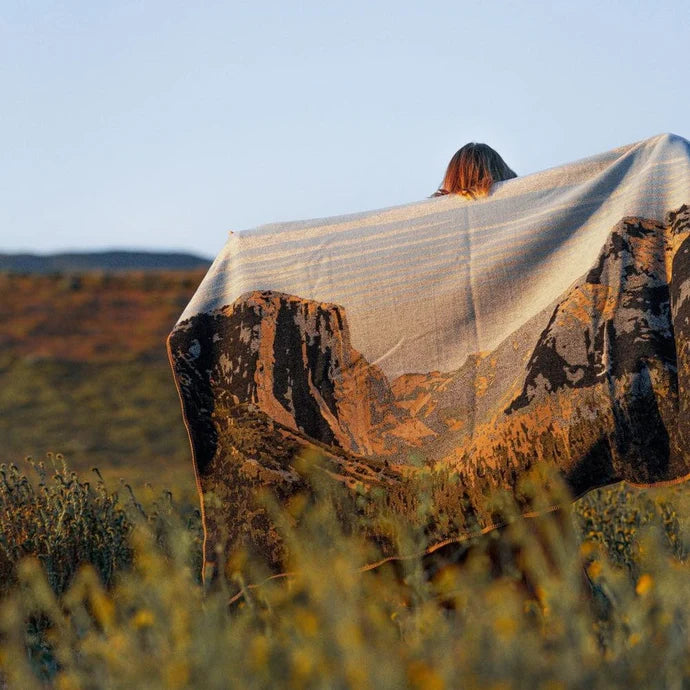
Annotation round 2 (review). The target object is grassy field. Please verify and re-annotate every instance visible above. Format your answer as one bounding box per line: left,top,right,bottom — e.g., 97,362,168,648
0,270,202,503
0,358,197,500
1,269,688,687
0,458,687,688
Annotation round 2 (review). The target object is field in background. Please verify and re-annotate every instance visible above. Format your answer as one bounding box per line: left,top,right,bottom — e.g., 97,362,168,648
0,270,203,504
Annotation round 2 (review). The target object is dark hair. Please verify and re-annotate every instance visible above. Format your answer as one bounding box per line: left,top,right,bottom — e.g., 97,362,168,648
434,143,516,199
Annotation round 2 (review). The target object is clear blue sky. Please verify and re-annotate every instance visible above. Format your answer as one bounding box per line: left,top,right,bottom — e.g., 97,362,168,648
2,1,688,258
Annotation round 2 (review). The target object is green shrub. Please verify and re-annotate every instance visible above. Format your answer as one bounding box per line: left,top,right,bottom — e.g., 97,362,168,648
573,482,687,577
0,455,133,596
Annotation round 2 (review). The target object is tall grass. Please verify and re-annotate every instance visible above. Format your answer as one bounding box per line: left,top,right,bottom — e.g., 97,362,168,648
0,455,133,596
0,455,687,688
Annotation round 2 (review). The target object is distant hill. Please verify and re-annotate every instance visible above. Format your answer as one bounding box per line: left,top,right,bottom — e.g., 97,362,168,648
0,250,211,273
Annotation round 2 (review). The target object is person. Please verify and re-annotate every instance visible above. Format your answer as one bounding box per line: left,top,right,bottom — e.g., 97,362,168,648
432,142,517,199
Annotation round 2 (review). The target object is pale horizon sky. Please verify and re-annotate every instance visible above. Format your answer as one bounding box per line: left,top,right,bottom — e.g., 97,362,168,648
2,1,688,258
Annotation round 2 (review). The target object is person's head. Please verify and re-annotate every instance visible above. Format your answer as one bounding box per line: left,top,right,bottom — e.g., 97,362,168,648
436,143,516,199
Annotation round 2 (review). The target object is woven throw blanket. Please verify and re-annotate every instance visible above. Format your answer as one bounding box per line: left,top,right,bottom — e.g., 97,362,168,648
168,133,690,574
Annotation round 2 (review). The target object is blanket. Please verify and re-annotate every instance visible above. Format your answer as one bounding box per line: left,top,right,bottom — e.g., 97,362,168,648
168,133,690,576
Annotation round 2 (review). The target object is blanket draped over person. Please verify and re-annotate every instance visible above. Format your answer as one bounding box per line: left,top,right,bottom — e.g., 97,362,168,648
168,133,690,578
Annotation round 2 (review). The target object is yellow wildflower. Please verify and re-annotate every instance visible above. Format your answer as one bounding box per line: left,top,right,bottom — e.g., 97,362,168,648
56,673,81,690
579,541,597,558
587,561,602,579
91,591,115,628
636,574,654,596
494,616,517,637
132,608,155,629
291,648,314,681
407,661,445,690
295,609,319,637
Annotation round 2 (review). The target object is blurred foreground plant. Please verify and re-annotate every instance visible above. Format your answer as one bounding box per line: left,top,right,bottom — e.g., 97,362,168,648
0,454,687,689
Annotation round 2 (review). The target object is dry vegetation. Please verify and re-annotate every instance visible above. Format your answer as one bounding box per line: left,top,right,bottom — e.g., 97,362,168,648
0,271,204,362
0,455,687,689
0,271,202,497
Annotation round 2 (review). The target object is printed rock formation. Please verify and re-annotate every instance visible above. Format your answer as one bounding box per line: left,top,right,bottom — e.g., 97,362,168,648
169,205,690,574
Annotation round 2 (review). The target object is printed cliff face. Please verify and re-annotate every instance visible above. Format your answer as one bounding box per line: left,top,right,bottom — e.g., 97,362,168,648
449,212,687,498
168,204,690,572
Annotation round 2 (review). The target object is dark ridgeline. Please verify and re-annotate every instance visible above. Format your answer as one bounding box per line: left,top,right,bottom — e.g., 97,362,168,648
0,250,211,273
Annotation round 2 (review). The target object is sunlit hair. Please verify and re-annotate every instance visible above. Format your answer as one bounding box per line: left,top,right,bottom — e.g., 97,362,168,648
434,143,517,199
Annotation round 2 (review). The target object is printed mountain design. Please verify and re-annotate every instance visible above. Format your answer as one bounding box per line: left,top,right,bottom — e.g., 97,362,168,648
453,209,690,492
168,204,690,570
171,291,404,470
169,293,409,566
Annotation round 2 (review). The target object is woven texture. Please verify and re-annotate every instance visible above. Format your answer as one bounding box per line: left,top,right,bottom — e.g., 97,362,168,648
169,133,690,571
